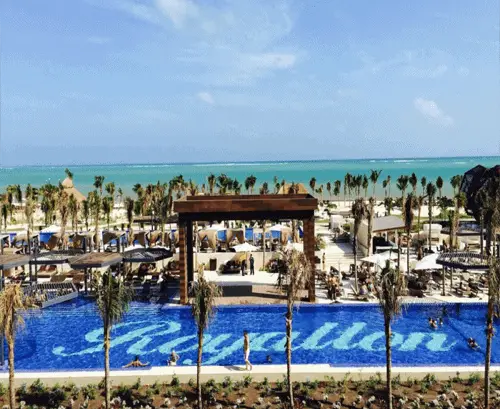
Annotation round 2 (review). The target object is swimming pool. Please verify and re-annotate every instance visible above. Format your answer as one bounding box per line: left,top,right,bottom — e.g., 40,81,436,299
6,299,498,371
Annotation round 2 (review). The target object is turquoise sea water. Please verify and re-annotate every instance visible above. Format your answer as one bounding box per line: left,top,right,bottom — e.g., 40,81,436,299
0,156,498,197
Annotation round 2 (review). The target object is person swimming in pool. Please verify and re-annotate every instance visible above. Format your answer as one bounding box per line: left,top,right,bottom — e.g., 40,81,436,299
266,355,272,363
123,355,150,368
468,338,479,349
439,317,444,326
428,317,437,329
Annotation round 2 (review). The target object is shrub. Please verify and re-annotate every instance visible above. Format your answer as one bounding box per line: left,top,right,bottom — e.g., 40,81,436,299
81,384,97,400
132,377,141,390
468,373,480,385
171,375,180,387
112,383,134,403
0,383,6,397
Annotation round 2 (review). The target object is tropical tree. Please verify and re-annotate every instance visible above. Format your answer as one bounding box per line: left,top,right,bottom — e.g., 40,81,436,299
88,191,101,251
216,174,233,195
374,263,404,409
473,174,500,409
344,173,351,204
334,180,341,201
434,177,443,198
57,185,69,247
369,169,382,197
81,199,90,231
93,271,133,409
366,197,375,256
233,179,242,195
409,172,418,193
124,197,135,245
278,250,312,408
94,175,105,196
24,185,38,264
102,197,112,230
420,176,427,195
426,183,437,250
316,185,324,202
416,195,424,242
382,179,388,198
403,194,415,275
1,203,8,230
383,197,394,216
207,174,216,195
40,183,58,226
451,192,466,248
259,182,269,195
309,177,316,195
352,198,367,291
105,182,116,208
0,285,35,409
386,175,392,198
244,175,257,194
191,274,222,409
68,194,79,232
450,175,463,195
362,175,369,197
396,175,409,210
64,167,74,180
326,181,332,199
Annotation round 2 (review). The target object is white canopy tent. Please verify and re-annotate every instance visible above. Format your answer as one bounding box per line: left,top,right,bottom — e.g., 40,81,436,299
232,242,260,252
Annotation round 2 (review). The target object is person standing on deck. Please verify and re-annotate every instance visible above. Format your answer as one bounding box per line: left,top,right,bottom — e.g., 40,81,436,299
249,254,255,275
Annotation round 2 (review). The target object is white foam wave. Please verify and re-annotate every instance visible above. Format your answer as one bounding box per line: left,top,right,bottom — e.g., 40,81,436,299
193,162,288,167
128,164,172,168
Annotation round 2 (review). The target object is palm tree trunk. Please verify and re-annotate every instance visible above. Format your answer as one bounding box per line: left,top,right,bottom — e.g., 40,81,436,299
8,333,15,409
197,327,203,409
384,315,393,409
262,221,266,269
417,208,421,242
485,298,494,408
104,325,111,409
406,232,410,279
286,305,294,408
428,209,432,251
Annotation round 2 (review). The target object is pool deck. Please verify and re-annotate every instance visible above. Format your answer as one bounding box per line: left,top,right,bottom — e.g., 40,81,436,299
1,364,496,387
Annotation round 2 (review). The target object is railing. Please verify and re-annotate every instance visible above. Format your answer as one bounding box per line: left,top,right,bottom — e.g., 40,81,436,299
24,282,78,308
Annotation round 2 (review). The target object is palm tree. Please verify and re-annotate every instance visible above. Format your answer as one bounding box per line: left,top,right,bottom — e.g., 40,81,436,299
57,185,69,248
382,179,388,197
367,197,375,256
344,173,351,204
386,175,392,198
409,172,418,194
124,197,135,245
93,271,133,409
278,250,312,408
40,183,58,226
259,182,269,195
369,169,382,197
362,175,369,197
88,191,101,251
244,175,257,194
187,179,199,196
81,199,90,231
334,180,341,202
102,197,112,230
316,185,324,203
375,263,404,409
450,175,463,195
416,195,424,242
352,198,367,291
403,194,415,275
94,175,105,196
68,194,79,232
396,175,409,210
436,176,443,198
273,176,279,193
105,182,116,208
383,197,394,215
207,174,216,195
473,175,500,409
191,274,222,409
451,192,466,248
64,168,74,180
309,177,316,195
326,181,332,199
426,183,437,250
420,176,427,195
24,185,38,267
1,203,8,230
0,285,34,409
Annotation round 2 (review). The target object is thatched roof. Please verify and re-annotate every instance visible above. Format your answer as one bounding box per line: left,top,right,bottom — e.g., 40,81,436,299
61,177,86,202
277,183,309,195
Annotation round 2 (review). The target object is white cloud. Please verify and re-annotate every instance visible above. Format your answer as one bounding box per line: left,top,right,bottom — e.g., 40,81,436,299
87,36,111,44
245,53,296,69
197,91,215,104
414,97,454,127
155,0,198,28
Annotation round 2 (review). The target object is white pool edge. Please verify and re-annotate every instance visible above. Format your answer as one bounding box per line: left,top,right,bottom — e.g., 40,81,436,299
1,364,497,387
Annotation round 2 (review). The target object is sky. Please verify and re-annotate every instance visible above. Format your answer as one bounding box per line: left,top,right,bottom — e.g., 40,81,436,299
1,0,499,166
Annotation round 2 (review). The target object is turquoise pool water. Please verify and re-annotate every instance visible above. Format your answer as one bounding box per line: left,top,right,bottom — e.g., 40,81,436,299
5,299,497,371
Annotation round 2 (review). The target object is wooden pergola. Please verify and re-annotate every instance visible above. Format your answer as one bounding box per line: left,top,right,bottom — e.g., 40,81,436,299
0,254,32,290
173,194,318,304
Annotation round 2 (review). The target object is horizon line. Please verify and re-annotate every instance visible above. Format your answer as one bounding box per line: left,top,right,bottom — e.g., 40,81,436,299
1,154,499,169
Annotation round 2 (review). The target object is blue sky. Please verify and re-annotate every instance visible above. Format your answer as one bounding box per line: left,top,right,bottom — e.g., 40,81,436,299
1,0,499,165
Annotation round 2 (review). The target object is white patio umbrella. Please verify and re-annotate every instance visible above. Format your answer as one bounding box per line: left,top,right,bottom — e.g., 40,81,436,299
414,253,440,270
232,242,259,252
123,244,144,252
285,242,304,251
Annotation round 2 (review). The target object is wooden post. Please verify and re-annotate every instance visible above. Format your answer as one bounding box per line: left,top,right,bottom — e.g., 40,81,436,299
178,221,188,304
186,220,194,284
303,216,316,302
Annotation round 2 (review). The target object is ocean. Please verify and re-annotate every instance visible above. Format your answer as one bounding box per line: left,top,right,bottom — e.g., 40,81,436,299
0,156,498,198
